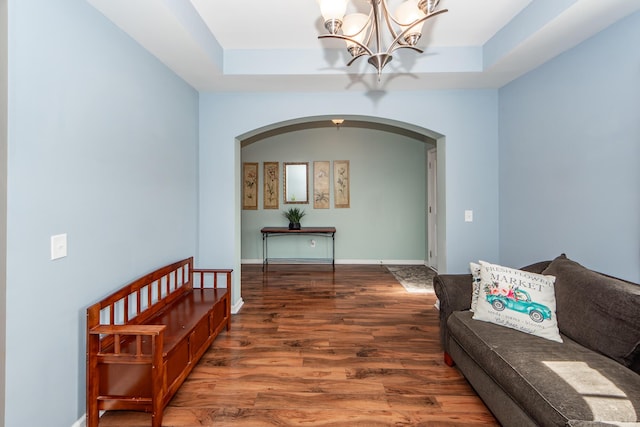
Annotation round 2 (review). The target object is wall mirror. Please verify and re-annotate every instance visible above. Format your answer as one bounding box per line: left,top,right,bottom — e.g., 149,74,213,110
284,162,309,204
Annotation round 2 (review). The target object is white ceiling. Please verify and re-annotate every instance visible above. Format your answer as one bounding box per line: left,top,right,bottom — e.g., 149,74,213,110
87,0,640,92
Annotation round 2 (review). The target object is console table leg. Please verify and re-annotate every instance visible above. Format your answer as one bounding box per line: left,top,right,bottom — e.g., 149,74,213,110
262,233,267,272
331,232,335,270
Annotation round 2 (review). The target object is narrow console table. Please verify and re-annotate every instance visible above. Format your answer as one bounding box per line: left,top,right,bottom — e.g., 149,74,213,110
261,227,336,270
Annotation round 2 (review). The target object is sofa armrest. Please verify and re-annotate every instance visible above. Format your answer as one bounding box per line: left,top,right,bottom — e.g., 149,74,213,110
434,274,473,313
433,274,472,355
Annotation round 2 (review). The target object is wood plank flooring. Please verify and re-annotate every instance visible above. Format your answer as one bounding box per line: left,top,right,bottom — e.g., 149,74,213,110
98,264,498,426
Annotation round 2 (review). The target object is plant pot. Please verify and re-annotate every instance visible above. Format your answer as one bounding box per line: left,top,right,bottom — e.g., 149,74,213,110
289,222,301,230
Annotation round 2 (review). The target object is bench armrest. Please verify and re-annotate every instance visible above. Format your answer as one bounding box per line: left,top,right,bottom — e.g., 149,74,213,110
192,268,233,274
88,324,167,359
192,268,233,290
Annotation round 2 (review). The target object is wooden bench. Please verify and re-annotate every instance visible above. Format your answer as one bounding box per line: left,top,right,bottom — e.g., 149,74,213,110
86,257,232,427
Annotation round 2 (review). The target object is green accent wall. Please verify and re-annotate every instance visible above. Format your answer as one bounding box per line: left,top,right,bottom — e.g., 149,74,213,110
241,126,433,264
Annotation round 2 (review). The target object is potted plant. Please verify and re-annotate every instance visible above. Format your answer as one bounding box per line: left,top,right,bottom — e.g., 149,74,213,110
283,207,306,230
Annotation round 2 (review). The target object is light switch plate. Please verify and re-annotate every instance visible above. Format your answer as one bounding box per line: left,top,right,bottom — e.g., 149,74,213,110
51,234,67,260
464,210,473,222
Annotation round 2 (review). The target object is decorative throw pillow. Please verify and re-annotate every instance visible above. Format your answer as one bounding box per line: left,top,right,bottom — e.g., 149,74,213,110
472,260,562,343
470,262,481,312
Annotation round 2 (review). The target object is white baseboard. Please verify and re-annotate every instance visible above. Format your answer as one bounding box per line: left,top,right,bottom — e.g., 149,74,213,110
241,259,426,265
71,415,86,427
231,297,244,314
336,259,425,265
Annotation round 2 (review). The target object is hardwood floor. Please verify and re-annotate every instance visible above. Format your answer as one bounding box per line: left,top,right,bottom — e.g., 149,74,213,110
98,264,498,426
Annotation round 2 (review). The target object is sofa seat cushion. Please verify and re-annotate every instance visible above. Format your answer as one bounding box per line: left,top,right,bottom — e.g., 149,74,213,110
448,311,640,426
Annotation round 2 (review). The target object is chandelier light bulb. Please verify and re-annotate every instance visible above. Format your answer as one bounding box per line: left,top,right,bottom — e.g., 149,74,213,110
419,0,441,14
342,13,370,56
318,0,349,34
395,0,427,45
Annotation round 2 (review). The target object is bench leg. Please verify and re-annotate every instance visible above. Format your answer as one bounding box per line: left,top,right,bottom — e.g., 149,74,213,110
151,334,165,427
87,336,100,427
86,408,98,427
444,352,455,367
151,407,164,427
151,387,164,427
86,380,99,427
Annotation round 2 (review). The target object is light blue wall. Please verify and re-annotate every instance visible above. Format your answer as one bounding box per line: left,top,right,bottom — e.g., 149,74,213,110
199,90,501,303
0,0,7,423
241,127,430,263
498,11,640,282
6,0,199,425
5,3,636,426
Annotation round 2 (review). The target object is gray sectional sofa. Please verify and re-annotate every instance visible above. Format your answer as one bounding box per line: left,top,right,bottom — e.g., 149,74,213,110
434,254,640,426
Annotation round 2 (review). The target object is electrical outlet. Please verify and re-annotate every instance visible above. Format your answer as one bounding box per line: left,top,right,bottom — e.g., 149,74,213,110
310,239,316,248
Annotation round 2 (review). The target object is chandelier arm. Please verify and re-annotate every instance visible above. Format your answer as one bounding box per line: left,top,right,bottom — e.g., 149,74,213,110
346,53,368,67
349,8,376,54
363,12,375,50
379,0,401,41
385,9,448,53
385,2,448,26
392,45,424,54
318,34,375,57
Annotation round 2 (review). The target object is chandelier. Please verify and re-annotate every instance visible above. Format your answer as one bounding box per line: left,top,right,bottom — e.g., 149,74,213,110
316,0,448,78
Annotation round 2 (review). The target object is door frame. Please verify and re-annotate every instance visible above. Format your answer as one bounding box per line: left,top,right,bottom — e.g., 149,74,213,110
426,147,437,270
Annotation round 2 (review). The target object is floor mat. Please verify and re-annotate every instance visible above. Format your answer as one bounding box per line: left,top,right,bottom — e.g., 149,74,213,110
386,265,437,294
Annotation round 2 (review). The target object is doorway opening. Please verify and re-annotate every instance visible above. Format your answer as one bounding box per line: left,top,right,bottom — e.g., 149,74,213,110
236,114,446,281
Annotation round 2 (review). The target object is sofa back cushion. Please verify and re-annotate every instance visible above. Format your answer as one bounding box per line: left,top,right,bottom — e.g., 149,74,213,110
543,254,640,371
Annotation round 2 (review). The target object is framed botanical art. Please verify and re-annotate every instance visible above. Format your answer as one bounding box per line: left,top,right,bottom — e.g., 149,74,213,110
313,161,330,209
242,162,258,210
263,162,279,209
333,160,350,208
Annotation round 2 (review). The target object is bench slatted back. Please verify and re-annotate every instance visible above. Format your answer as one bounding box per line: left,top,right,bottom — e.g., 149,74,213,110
87,258,194,343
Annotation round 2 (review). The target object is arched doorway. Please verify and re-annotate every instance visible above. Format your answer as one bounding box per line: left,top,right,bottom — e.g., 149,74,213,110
234,115,446,301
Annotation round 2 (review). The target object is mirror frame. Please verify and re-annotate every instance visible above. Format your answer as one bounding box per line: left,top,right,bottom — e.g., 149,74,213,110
283,162,309,204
